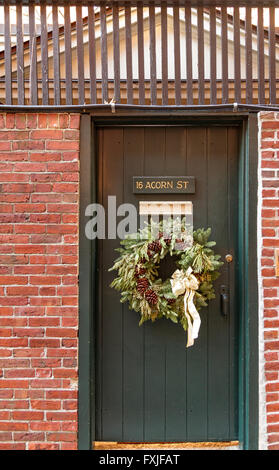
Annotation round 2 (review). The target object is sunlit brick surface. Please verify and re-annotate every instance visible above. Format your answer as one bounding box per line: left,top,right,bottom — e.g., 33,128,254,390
0,113,79,450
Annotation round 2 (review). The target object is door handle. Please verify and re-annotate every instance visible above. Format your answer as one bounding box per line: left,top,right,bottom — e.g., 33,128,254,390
220,285,229,317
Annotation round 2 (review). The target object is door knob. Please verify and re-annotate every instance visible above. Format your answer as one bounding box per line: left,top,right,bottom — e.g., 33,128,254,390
220,285,229,317
225,254,233,263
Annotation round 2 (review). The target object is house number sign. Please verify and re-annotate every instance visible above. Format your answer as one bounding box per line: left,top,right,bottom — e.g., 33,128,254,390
133,176,195,194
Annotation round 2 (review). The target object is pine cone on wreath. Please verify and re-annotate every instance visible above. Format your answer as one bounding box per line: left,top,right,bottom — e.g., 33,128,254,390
164,237,171,246
167,298,176,305
136,277,149,294
145,289,158,305
148,240,162,253
134,265,147,278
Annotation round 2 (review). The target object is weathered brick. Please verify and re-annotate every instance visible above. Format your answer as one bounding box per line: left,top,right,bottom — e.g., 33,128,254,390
30,130,63,140
260,111,279,450
0,113,79,450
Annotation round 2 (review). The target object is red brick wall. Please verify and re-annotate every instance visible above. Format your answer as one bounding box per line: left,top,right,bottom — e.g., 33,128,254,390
0,113,79,450
0,111,278,450
259,112,279,450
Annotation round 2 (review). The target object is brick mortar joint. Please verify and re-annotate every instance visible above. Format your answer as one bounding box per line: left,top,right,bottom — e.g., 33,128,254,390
259,112,279,447
0,112,80,450
3,112,278,448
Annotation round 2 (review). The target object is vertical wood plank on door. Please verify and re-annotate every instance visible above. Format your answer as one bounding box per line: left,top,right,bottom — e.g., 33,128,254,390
96,129,104,438
227,127,239,439
164,127,187,441
207,127,230,439
95,128,103,438
185,127,208,439
98,128,124,440
122,128,145,442
143,128,166,441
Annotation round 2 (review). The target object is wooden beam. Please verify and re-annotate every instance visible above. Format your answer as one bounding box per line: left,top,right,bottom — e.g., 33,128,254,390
269,6,276,105
221,7,229,104
88,5,97,104
125,4,133,104
52,4,60,105
149,3,157,105
185,6,193,105
16,2,24,105
257,7,265,104
100,5,108,103
209,7,216,104
173,5,181,105
76,5,85,105
197,7,204,105
161,2,168,106
40,3,49,105
245,7,253,104
113,4,121,103
0,1,276,6
4,5,12,105
1,79,276,107
234,6,241,103
64,5,73,105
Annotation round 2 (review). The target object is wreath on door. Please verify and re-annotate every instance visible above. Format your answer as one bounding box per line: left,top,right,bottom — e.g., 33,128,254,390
109,218,223,347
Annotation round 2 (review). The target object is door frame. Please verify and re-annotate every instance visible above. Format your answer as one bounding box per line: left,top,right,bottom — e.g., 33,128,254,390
78,110,259,450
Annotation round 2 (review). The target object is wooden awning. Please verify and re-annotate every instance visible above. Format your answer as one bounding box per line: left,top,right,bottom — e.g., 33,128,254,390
1,1,279,108
0,1,278,6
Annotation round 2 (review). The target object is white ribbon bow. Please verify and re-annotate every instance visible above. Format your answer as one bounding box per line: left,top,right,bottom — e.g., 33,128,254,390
170,267,201,347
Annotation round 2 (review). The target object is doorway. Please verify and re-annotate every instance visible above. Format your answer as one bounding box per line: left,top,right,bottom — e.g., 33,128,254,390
78,112,259,450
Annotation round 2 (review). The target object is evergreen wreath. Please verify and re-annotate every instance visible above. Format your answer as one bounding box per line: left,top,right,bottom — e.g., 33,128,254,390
109,218,223,346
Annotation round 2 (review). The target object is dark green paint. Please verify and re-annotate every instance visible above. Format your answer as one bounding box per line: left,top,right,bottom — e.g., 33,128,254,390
95,124,239,442
78,112,259,450
78,114,96,449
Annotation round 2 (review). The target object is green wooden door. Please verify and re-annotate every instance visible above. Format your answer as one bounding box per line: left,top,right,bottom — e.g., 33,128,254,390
95,125,239,442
